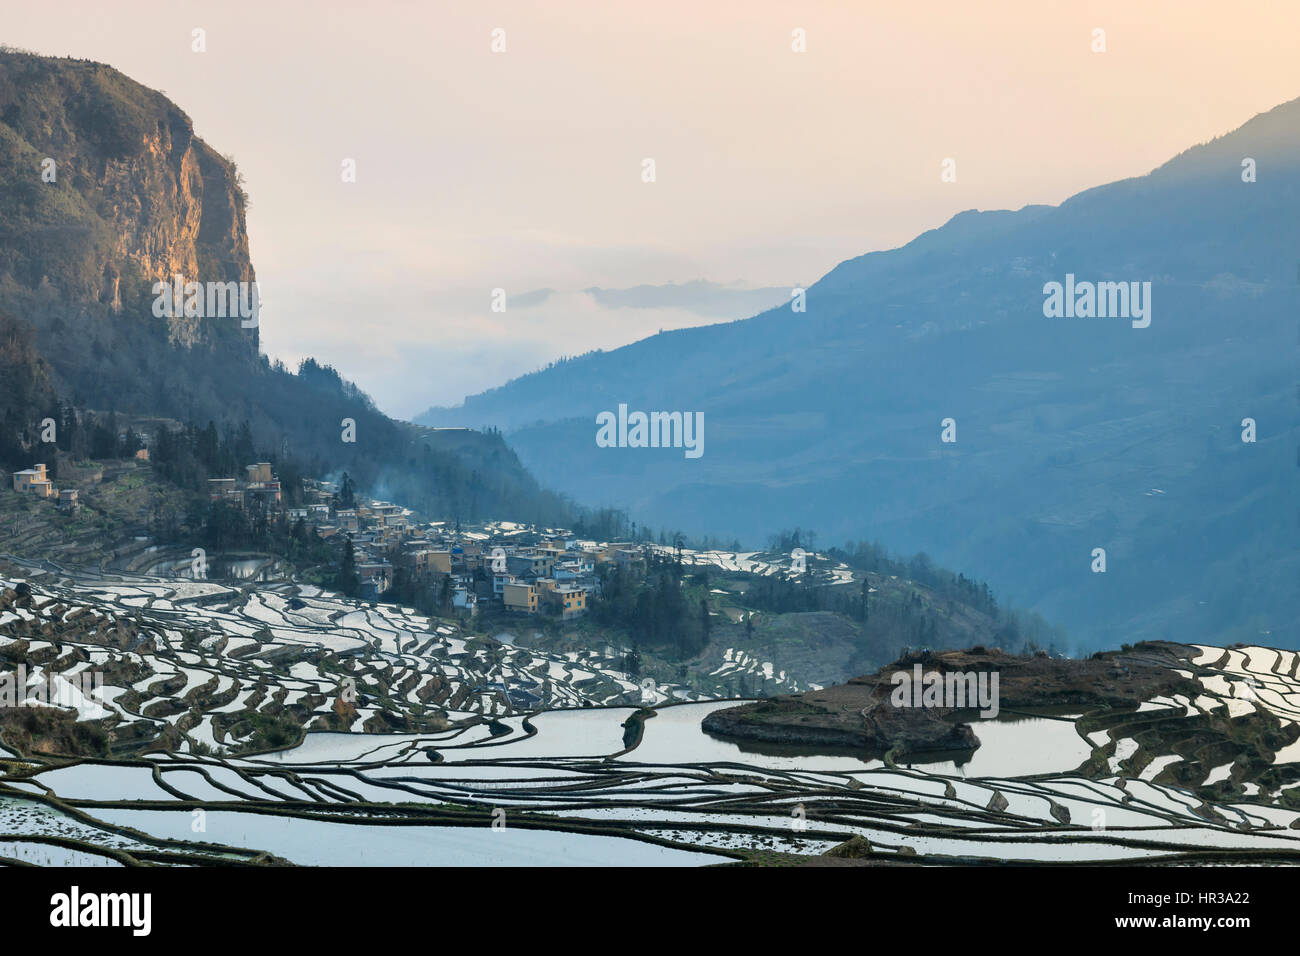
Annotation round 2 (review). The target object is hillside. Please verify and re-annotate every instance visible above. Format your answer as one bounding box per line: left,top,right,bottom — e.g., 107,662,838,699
0,49,571,527
516,544,1039,695
419,97,1300,650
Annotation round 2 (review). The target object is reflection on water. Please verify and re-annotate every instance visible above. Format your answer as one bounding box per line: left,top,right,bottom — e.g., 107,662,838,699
212,557,282,581
694,705,1091,779
906,712,1092,778
634,702,876,771
140,553,284,581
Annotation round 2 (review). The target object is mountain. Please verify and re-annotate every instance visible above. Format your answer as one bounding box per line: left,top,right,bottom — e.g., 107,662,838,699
513,281,791,319
580,280,792,318
0,49,572,526
418,97,1300,651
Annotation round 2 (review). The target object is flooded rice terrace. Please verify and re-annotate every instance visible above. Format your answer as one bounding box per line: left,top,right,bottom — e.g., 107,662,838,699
4,566,1300,865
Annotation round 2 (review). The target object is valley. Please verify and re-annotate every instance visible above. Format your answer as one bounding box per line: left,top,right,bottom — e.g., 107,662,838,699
0,14,1293,895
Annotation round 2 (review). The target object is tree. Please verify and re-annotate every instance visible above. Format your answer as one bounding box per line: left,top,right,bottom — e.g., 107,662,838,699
337,535,360,598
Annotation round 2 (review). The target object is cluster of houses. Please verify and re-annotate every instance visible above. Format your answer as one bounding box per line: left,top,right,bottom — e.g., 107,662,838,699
11,448,658,625
349,519,615,619
430,526,654,619
203,463,654,619
275,485,652,619
7,447,656,623
382,526,654,619
10,463,79,512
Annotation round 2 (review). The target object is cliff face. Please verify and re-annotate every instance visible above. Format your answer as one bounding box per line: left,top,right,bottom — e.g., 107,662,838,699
0,49,256,352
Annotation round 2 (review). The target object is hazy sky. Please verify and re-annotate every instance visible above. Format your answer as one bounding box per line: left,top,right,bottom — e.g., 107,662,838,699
8,1,1299,416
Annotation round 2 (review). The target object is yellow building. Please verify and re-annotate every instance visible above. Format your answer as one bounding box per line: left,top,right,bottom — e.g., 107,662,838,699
13,464,54,497
503,582,538,614
556,585,587,619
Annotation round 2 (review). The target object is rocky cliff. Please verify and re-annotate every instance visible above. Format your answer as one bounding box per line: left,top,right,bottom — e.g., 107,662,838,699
0,48,256,352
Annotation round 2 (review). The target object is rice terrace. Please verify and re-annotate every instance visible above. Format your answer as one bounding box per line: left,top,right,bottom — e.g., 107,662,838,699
4,557,1300,867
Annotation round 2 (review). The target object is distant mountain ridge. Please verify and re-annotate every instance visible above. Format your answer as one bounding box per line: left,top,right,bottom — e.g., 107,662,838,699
418,96,1300,650
509,280,791,318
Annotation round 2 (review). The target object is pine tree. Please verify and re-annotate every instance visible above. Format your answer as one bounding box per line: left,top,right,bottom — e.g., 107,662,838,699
338,535,359,598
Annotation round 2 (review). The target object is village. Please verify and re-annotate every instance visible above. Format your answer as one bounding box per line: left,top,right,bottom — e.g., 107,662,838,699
7,450,650,618
207,462,660,617
238,461,663,619
6,447,858,631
